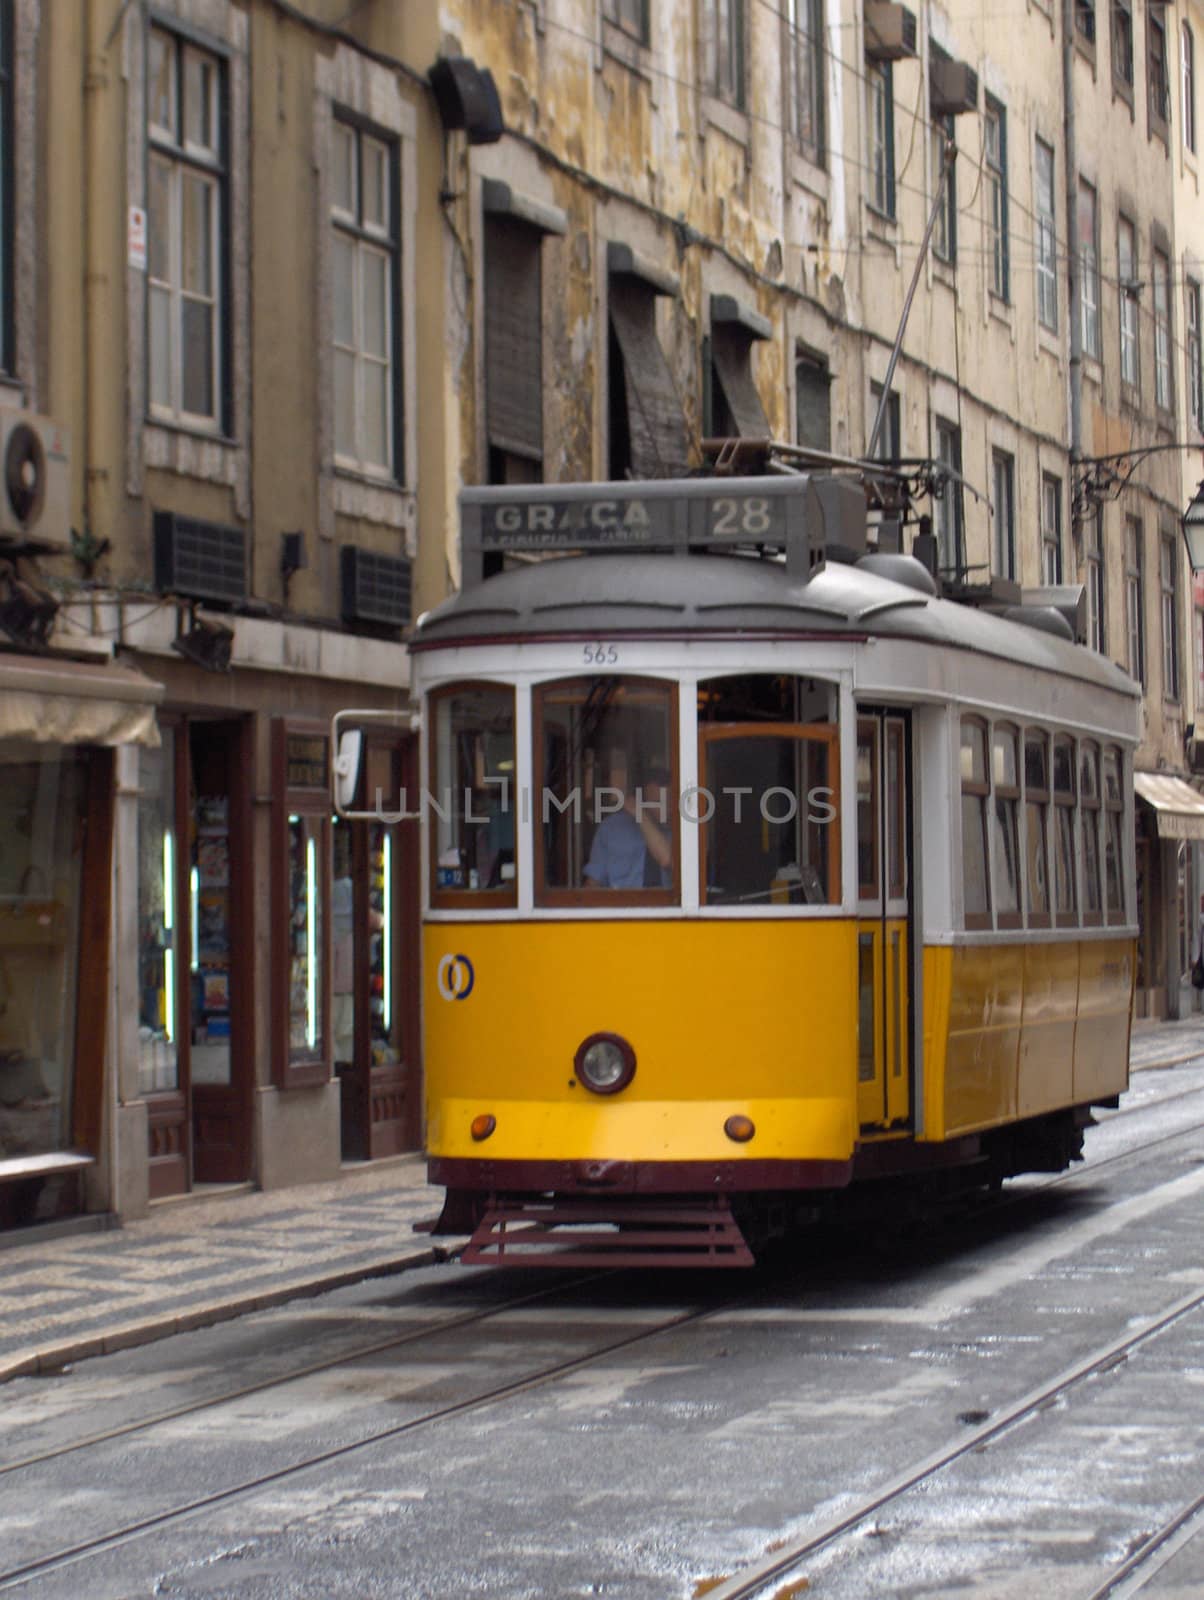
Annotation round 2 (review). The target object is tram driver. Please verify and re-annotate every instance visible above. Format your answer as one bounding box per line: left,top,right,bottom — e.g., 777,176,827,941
584,763,673,889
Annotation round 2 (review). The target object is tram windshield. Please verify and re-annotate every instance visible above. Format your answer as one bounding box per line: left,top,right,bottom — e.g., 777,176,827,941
535,676,678,904
429,684,516,906
698,675,840,907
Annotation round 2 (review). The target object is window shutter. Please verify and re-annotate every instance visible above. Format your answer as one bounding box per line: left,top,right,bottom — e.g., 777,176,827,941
484,219,543,462
607,277,691,478
796,358,831,450
710,325,770,438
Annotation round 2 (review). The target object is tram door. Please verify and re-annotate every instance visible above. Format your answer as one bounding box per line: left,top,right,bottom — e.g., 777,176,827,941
856,711,911,1129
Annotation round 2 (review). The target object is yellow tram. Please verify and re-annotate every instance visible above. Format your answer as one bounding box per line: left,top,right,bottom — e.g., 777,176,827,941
402,474,1139,1266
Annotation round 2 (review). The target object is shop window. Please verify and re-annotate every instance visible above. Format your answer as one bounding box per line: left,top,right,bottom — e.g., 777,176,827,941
1024,731,1051,927
536,676,677,906
1052,735,1078,925
484,213,544,484
1102,746,1126,922
137,731,181,1097
1079,740,1103,925
147,23,227,430
992,724,1022,927
699,674,839,909
429,684,517,909
272,724,332,1088
0,745,88,1162
960,718,991,928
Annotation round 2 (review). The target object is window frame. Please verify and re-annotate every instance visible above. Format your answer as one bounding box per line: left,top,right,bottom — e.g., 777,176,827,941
145,22,230,433
330,109,403,482
1041,473,1063,584
1035,137,1058,331
934,419,963,576
1153,248,1173,412
1184,21,1197,153
427,681,519,912
1112,0,1134,92
869,381,900,462
1079,178,1102,360
0,0,14,375
992,449,1016,581
1086,506,1107,653
1125,514,1146,686
1161,530,1181,701
984,95,1009,301
1102,745,1127,925
271,720,334,1091
991,722,1023,930
702,0,746,112
1117,216,1139,391
1052,734,1079,928
1149,9,1171,139
1079,740,1104,928
787,0,825,167
1023,729,1053,930
1188,278,1204,432
867,58,896,220
533,675,681,910
603,0,650,46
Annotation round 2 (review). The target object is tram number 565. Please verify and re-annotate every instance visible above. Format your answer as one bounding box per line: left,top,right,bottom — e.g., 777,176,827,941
583,643,619,664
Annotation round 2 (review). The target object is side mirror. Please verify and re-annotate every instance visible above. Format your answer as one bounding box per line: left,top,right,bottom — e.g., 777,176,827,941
333,729,364,812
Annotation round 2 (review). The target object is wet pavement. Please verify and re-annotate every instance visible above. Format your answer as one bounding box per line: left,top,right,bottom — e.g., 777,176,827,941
0,1011,1200,1388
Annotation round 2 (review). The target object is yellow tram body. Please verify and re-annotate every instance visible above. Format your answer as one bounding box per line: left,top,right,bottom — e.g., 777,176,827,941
395,475,1141,1266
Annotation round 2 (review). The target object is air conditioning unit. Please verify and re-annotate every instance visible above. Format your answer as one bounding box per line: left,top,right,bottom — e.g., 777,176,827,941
153,510,248,605
341,546,412,629
0,409,71,548
1187,737,1204,777
929,58,979,116
865,3,917,60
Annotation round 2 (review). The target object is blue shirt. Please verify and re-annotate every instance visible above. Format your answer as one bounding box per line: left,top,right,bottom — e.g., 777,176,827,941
584,811,668,888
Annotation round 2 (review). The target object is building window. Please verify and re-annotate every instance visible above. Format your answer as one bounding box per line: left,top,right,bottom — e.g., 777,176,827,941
869,382,900,462
146,25,227,429
1113,0,1134,88
795,351,831,451
1154,249,1172,410
1184,22,1197,152
1086,507,1106,653
1189,279,1204,431
0,0,12,375
1161,531,1181,700
604,0,648,44
992,450,1015,581
960,718,991,928
484,215,545,485
1149,10,1170,131
931,117,956,263
1125,514,1145,685
985,97,1008,300
702,0,745,110
867,60,895,218
1118,217,1139,389
608,258,691,480
788,0,824,166
1078,179,1101,359
1035,140,1057,330
331,116,400,478
1076,0,1096,44
934,419,962,575
1041,474,1063,584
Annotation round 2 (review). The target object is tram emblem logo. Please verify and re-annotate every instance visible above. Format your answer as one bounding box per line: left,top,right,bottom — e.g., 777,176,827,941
437,953,475,1002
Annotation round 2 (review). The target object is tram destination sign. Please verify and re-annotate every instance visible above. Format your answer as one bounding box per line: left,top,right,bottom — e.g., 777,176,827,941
459,475,866,586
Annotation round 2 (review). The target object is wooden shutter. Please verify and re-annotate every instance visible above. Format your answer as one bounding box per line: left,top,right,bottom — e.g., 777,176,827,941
710,325,770,438
485,219,543,462
608,276,690,478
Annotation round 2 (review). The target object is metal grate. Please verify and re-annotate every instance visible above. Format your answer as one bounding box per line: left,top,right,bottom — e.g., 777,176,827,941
153,512,247,605
341,546,412,628
462,1195,755,1268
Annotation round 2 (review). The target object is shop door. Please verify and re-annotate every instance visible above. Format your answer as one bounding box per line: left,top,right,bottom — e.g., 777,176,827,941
140,718,253,1195
189,720,253,1183
856,710,912,1130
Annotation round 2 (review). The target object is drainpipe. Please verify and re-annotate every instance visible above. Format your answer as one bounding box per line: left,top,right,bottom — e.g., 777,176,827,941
1063,0,1083,500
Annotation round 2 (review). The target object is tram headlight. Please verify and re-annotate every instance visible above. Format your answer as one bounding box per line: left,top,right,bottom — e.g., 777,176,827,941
574,1033,636,1095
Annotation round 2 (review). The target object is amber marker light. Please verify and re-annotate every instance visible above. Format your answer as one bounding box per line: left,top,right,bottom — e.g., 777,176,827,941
470,1114,497,1141
724,1115,755,1143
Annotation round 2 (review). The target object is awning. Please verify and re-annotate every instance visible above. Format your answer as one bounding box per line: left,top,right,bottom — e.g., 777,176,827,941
0,651,163,747
1133,771,1204,841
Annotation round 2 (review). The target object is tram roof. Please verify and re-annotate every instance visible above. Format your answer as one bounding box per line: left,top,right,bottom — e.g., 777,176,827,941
414,551,1139,701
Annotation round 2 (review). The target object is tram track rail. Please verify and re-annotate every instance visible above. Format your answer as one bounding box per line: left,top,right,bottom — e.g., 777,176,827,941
702,1280,1204,1600
6,1089,1204,1485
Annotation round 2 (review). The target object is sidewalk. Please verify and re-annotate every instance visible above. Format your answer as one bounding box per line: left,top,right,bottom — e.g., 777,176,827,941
0,1155,460,1385
1,1015,1203,1387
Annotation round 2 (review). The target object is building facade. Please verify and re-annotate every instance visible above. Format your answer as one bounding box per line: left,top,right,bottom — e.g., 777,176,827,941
2,0,1203,1231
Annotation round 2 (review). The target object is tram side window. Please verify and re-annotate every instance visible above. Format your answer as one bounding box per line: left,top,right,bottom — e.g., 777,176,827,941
1080,741,1103,925
1024,731,1051,927
535,676,678,904
992,724,1022,928
1102,745,1126,922
430,684,516,906
698,674,840,908
960,718,991,928
1052,735,1078,925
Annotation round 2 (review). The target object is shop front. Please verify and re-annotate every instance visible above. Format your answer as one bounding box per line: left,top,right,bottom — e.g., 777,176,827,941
0,651,162,1230
1133,771,1204,1019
